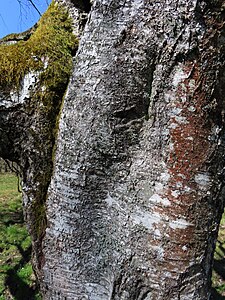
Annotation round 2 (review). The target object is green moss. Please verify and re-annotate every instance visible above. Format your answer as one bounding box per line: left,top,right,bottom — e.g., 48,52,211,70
0,0,77,94
17,264,34,285
31,202,46,239
0,4,77,291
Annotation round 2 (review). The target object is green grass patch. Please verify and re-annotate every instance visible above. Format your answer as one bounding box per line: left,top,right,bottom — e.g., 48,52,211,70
0,173,40,299
212,211,225,299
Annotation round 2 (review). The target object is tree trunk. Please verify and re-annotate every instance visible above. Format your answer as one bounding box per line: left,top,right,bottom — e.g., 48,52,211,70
1,0,225,299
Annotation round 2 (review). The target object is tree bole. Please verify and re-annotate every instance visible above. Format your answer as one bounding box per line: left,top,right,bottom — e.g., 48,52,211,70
1,0,225,299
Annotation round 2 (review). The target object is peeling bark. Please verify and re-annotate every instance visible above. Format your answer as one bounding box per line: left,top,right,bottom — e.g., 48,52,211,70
1,0,225,299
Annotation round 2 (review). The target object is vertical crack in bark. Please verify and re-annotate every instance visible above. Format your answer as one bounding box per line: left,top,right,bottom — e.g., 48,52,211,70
145,62,156,122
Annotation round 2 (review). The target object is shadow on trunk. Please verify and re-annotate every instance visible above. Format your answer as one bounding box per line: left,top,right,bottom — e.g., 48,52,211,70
211,288,225,299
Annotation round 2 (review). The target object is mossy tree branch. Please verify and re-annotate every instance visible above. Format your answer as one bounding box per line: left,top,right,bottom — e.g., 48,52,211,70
0,0,78,282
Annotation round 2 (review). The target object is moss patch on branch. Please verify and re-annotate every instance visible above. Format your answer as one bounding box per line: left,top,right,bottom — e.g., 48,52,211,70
0,0,78,93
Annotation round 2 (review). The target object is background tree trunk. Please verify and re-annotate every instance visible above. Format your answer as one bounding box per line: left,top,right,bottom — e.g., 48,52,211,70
1,0,225,299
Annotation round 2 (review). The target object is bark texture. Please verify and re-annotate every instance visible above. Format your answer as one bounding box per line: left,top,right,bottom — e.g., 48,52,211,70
1,0,225,299
41,0,225,299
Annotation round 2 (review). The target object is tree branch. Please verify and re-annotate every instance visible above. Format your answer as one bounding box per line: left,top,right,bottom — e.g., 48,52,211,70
16,0,42,16
28,0,42,16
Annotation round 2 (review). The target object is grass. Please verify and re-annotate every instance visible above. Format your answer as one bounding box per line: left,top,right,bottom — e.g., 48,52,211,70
212,212,225,299
0,173,40,299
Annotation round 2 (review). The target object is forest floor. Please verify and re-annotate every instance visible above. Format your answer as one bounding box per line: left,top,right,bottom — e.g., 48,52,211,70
0,173,224,299
0,173,40,300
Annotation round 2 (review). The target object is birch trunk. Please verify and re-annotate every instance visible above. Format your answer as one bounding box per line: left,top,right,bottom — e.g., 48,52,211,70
1,0,225,299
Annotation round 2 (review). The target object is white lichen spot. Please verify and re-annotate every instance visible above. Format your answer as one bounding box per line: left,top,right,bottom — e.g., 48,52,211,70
169,218,192,230
172,67,187,87
176,181,183,188
129,0,143,17
194,173,211,190
182,245,188,251
162,128,170,136
174,116,189,124
132,211,162,231
188,105,196,112
151,245,164,259
164,92,173,103
149,194,171,206
161,161,167,168
184,186,192,193
180,95,187,103
171,190,180,198
171,107,183,116
105,192,124,211
155,182,164,193
169,122,178,129
178,173,186,179
213,125,221,135
188,79,196,91
169,142,174,151
154,229,161,237
4,72,38,108
105,193,115,207
160,172,170,183
186,136,193,141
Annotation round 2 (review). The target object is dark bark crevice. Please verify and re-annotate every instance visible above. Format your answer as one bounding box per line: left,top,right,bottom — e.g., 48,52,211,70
71,0,92,13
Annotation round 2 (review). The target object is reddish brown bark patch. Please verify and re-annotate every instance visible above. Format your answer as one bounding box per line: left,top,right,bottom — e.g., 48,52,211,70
159,62,214,264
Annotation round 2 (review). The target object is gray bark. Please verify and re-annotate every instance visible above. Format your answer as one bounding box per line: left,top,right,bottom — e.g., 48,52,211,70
42,0,225,299
1,0,225,299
